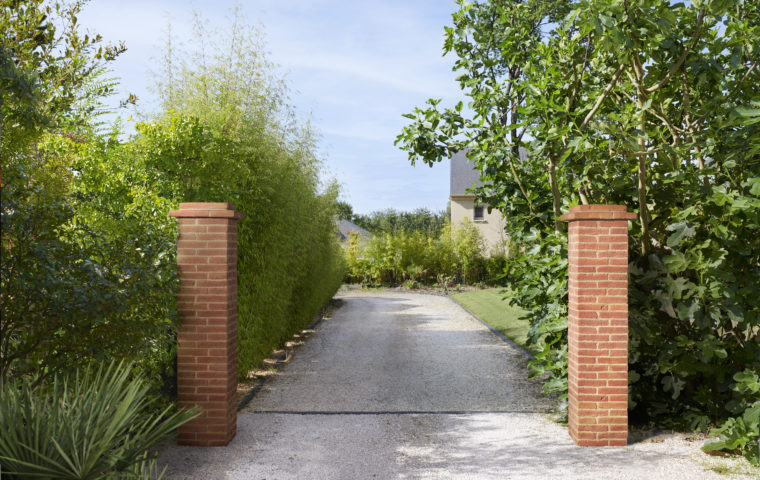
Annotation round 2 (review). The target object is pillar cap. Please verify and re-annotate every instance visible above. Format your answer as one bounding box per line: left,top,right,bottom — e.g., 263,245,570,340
561,204,636,222
170,202,245,219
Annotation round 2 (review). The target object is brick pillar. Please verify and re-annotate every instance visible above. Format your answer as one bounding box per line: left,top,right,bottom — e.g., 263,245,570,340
170,202,243,446
561,204,636,447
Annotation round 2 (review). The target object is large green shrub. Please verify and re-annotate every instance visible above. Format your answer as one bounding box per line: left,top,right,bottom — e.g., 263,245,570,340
134,112,344,378
1,2,343,396
0,136,178,386
0,361,197,479
1,1,177,388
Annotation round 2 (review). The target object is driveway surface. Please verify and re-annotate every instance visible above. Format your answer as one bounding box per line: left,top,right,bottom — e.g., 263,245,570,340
158,291,756,479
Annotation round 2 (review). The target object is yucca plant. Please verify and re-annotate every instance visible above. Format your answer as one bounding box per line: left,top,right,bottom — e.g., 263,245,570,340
0,361,198,479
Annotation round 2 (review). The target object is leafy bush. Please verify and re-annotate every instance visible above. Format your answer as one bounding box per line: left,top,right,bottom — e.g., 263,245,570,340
1,131,179,391
2,3,343,398
0,362,198,479
1,0,177,397
344,219,506,287
702,370,760,465
502,230,569,411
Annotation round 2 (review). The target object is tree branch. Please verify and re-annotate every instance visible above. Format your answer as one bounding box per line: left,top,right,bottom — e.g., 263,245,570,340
623,0,646,82
579,64,626,131
548,153,563,233
681,70,704,170
613,147,664,156
568,34,592,111
507,148,536,216
643,8,705,94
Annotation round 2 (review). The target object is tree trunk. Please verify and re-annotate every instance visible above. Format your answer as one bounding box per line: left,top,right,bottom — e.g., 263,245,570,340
637,107,652,256
548,156,562,233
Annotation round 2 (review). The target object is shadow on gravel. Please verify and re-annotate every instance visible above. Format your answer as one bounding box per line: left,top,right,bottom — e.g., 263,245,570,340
395,413,700,479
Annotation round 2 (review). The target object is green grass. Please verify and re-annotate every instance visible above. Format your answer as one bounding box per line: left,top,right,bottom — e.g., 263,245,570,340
451,289,536,355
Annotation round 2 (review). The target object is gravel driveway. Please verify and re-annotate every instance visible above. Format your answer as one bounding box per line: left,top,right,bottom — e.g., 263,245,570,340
157,291,756,479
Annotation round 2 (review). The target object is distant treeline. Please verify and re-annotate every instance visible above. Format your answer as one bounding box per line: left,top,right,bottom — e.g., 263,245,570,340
337,201,449,235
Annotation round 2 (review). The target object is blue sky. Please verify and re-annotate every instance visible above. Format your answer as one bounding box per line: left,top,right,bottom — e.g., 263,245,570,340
79,1,466,214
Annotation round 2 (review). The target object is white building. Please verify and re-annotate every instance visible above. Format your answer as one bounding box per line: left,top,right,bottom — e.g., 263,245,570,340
449,149,522,254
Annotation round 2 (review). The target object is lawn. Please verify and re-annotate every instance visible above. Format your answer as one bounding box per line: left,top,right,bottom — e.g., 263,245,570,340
450,289,536,356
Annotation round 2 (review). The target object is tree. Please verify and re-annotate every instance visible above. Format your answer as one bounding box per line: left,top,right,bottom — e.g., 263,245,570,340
335,200,355,221
397,0,760,463
1,0,125,154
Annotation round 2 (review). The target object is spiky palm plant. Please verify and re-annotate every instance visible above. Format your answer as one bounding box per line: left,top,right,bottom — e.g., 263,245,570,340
0,361,198,479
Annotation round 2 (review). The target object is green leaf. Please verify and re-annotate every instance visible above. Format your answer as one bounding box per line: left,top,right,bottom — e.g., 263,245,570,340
744,402,760,425
734,370,760,394
666,222,696,247
662,375,686,399
733,105,760,125
745,177,760,196
599,14,615,29
663,251,689,273
676,301,699,321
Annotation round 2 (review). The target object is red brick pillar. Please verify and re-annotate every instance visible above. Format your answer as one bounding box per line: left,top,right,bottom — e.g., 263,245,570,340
170,202,243,446
561,204,635,447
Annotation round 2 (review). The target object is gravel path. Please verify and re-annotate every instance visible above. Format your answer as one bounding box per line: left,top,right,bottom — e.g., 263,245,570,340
158,291,756,479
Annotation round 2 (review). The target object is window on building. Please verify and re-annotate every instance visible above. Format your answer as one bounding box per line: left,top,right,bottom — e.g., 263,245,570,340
473,205,484,221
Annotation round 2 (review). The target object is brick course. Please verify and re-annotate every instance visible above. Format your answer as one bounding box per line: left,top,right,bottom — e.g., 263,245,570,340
561,205,635,447
170,202,243,446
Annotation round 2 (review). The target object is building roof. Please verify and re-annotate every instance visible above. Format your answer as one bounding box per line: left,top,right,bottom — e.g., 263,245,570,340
450,148,528,197
336,218,373,243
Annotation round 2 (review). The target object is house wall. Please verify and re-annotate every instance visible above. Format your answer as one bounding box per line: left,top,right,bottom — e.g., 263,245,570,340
450,196,507,255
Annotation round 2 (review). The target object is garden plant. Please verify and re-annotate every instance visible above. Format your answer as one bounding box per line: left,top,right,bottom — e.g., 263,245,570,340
0,362,198,480
343,219,509,287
